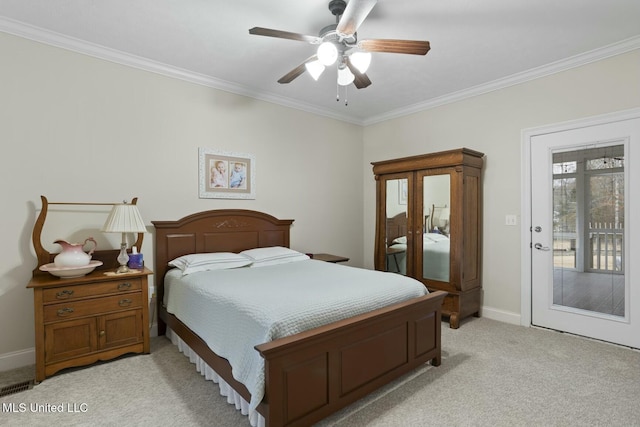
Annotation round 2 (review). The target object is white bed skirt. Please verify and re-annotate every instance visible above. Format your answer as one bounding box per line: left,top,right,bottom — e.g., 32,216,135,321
166,328,266,427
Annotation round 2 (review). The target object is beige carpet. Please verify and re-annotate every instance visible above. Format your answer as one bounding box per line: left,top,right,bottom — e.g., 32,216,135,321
1,317,639,426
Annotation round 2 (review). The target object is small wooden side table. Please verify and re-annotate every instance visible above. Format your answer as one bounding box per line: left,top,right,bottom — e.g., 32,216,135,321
27,267,152,382
386,246,405,273
310,253,350,263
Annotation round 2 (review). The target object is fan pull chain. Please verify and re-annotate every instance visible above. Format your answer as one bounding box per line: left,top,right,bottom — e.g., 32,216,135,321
335,81,349,106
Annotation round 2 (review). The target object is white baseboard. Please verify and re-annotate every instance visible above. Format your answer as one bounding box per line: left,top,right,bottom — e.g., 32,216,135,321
150,322,158,338
0,347,35,372
1,327,159,373
481,306,522,326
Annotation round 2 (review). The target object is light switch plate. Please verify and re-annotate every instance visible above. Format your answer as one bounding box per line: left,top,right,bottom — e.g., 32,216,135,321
505,215,518,226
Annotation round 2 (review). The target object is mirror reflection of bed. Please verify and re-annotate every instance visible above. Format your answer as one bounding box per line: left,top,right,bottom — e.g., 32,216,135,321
385,204,451,282
385,212,407,274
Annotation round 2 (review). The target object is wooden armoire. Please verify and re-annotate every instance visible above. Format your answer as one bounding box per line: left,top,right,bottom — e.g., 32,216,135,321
372,148,484,328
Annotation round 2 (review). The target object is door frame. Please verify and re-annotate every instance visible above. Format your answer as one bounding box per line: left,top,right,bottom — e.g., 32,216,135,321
520,107,640,327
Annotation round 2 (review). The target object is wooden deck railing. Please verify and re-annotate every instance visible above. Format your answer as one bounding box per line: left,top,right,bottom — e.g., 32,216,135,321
589,223,624,273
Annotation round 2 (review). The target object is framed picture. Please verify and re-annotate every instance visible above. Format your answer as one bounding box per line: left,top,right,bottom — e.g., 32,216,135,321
398,179,408,205
199,148,255,199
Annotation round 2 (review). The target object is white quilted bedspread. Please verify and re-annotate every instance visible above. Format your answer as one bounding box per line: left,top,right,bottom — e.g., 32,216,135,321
164,259,427,413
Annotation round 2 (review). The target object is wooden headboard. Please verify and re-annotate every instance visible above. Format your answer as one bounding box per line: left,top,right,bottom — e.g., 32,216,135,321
152,209,294,310
386,212,407,244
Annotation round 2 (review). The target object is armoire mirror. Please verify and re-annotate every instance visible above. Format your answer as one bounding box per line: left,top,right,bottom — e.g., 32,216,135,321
384,178,409,275
383,175,451,281
421,174,451,282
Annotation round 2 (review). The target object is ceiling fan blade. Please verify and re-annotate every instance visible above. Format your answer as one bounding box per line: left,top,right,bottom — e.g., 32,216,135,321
358,39,431,55
249,27,322,44
336,0,378,37
277,55,318,84
346,58,372,89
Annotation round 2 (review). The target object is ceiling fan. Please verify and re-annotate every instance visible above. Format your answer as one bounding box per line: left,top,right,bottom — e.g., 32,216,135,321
249,0,430,94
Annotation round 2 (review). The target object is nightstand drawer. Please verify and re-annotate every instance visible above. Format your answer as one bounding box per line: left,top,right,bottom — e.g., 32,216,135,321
43,278,142,303
44,293,142,323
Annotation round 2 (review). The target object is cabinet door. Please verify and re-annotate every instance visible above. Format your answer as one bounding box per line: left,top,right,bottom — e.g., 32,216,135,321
99,309,143,350
44,317,98,363
416,170,452,284
376,173,414,275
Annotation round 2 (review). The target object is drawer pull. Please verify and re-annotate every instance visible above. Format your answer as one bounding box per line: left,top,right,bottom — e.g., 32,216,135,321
119,298,133,307
57,307,74,317
118,282,132,290
56,290,74,299
99,330,105,337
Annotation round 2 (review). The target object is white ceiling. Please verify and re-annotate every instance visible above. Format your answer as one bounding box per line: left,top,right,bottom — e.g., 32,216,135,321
1,0,639,125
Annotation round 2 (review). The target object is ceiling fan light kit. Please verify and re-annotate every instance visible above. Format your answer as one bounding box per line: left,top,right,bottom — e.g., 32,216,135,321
249,0,430,102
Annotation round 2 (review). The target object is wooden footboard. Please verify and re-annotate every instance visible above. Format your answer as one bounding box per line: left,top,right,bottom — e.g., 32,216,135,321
256,291,445,427
160,290,445,427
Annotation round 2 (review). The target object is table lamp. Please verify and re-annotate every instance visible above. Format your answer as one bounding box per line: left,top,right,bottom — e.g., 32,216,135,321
102,202,147,273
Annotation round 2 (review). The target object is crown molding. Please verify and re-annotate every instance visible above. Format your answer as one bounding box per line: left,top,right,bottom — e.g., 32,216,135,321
0,16,364,125
2,16,638,127
364,35,640,126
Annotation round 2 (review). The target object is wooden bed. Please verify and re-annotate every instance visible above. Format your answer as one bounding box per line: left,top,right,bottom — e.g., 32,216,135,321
386,212,408,244
152,209,445,427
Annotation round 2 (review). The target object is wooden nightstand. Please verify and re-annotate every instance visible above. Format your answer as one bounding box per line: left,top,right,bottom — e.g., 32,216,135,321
386,246,405,273
27,267,152,382
310,253,350,263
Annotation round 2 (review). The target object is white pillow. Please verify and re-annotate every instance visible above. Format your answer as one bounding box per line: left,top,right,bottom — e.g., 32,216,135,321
392,236,407,244
169,252,252,275
240,246,310,268
425,232,449,242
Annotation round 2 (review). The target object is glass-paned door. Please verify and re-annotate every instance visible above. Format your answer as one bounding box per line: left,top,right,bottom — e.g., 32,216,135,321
531,116,639,348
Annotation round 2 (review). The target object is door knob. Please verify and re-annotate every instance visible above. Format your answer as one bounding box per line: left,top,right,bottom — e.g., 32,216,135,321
534,243,550,251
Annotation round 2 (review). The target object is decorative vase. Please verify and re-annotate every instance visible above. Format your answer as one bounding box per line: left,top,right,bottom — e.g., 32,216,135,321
53,238,97,268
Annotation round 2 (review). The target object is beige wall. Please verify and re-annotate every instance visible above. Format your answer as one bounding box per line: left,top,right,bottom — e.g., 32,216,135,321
362,50,640,321
0,32,363,366
1,28,638,369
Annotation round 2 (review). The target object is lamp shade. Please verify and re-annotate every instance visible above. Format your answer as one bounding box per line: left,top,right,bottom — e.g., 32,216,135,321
102,203,147,233
350,52,372,73
437,207,450,228
440,207,450,219
337,66,355,86
305,60,325,81
317,42,338,66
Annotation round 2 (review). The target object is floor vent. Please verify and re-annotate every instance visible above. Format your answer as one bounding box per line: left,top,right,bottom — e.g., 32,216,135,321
0,380,34,397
